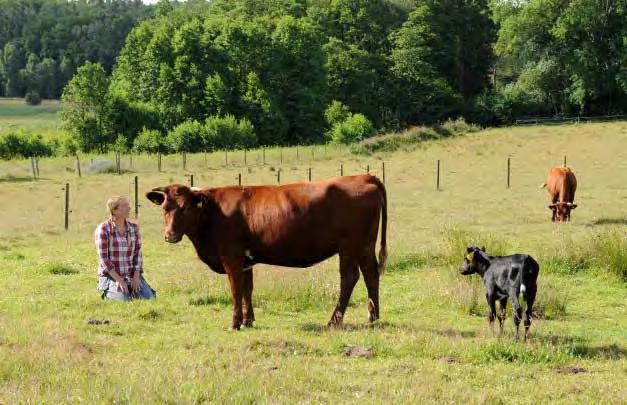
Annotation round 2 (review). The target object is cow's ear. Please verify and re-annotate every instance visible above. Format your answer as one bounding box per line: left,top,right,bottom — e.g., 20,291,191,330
191,191,206,208
146,191,165,205
571,204,578,209
466,246,474,253
480,246,486,252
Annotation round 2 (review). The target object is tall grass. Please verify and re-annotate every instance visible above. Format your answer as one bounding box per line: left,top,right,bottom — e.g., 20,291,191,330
543,229,627,281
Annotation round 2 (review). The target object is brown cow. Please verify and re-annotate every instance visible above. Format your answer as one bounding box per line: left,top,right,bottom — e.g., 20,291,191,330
541,166,578,221
146,175,387,330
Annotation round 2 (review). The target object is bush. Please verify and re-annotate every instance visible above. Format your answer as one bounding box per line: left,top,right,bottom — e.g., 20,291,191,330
24,90,42,106
327,113,374,144
58,135,79,156
353,126,440,154
352,118,479,155
324,100,351,127
133,128,168,154
167,120,205,153
204,114,257,150
0,132,54,159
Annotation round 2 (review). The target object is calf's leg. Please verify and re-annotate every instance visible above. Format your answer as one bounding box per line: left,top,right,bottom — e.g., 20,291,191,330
511,293,523,340
486,294,497,337
523,284,537,341
498,297,507,336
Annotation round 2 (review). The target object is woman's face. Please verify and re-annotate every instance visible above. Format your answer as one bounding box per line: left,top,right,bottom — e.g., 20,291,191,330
112,199,131,219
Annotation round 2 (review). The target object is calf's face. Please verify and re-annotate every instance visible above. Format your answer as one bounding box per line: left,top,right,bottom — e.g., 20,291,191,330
460,246,486,275
146,185,204,243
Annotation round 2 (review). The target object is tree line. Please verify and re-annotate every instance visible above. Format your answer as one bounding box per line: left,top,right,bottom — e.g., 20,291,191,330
0,0,152,102
1,0,625,156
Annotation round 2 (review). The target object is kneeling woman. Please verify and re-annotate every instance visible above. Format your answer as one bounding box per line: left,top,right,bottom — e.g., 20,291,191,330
95,196,155,300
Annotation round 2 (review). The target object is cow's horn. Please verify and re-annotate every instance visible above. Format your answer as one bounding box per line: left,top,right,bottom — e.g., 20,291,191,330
151,187,168,192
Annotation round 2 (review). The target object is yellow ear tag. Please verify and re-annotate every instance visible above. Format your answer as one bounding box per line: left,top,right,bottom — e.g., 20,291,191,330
197,200,203,208
466,251,474,261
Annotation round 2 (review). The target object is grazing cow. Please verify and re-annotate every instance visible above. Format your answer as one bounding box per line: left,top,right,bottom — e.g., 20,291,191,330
460,246,539,341
146,175,387,330
541,166,578,221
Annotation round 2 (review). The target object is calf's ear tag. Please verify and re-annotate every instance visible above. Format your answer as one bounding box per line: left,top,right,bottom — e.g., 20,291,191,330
466,251,474,261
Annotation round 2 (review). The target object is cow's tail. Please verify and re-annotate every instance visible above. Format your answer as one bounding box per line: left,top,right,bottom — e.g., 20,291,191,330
371,176,387,275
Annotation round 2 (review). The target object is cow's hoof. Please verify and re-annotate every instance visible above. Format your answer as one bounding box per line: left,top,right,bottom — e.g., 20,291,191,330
367,299,378,323
228,325,241,331
328,310,344,328
242,320,254,328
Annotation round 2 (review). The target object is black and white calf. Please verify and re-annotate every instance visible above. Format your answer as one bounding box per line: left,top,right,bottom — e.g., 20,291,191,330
460,246,540,340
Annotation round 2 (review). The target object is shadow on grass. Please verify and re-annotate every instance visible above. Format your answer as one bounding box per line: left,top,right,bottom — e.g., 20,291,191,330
587,217,627,226
189,294,231,307
0,176,35,183
300,320,396,333
565,343,625,360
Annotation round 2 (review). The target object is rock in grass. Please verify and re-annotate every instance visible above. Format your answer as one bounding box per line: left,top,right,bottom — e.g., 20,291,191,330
343,345,374,359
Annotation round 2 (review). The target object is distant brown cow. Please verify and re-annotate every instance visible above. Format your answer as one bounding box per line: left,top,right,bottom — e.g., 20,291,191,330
541,166,578,221
146,175,387,330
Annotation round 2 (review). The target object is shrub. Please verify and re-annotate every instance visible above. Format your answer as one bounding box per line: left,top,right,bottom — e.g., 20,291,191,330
327,113,374,144
167,120,205,153
25,90,42,106
204,114,257,150
0,132,54,159
324,100,351,127
133,128,168,154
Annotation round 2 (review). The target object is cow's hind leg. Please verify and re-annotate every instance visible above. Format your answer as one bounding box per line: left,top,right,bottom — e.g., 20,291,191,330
242,269,255,328
328,253,360,327
523,284,537,341
511,292,523,340
359,249,380,323
498,297,507,336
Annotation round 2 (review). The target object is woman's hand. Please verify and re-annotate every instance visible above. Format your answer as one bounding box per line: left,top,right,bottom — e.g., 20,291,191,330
116,279,130,294
131,272,141,294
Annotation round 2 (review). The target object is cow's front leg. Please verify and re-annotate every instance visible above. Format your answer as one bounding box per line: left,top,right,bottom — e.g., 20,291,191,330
486,294,497,337
329,254,360,327
242,268,255,328
224,258,245,330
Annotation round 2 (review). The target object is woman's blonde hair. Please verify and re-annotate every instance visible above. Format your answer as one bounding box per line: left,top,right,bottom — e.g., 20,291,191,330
106,196,128,215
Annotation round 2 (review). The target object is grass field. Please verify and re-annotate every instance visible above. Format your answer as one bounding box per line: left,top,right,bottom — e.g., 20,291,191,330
0,98,63,137
1,121,626,402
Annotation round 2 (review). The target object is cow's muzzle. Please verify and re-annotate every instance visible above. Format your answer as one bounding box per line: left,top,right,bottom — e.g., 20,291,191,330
164,233,183,243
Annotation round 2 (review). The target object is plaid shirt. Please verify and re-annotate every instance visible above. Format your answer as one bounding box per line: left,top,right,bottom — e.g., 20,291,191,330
95,218,143,278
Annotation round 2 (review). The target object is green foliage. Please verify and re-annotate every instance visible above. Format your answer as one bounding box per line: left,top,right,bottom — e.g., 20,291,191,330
493,0,627,116
327,113,374,144
324,100,351,127
24,90,41,106
204,115,257,150
0,0,152,98
133,128,167,154
60,62,111,153
0,131,54,159
166,120,205,153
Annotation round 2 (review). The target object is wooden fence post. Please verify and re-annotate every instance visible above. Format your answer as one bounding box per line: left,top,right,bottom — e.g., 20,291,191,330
76,155,82,178
134,176,139,218
64,183,69,230
436,159,441,190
